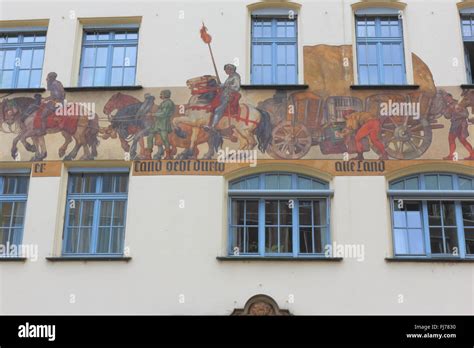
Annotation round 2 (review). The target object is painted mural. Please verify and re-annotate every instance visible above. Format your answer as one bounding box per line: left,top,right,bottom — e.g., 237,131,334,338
0,44,473,163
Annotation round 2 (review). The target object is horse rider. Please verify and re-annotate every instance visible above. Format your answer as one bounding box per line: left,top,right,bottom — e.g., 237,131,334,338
204,64,241,132
443,93,474,160
145,90,175,159
38,72,65,135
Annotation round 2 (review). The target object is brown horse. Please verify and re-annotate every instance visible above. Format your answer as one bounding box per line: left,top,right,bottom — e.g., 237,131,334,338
1,96,91,160
3,97,99,161
101,92,208,159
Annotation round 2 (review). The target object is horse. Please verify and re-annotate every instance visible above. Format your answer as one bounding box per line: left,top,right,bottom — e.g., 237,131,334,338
2,97,100,161
101,92,209,159
172,76,273,159
0,96,91,160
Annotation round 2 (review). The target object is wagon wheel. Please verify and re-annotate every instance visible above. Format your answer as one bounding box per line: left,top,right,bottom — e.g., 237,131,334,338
269,121,312,159
377,116,432,160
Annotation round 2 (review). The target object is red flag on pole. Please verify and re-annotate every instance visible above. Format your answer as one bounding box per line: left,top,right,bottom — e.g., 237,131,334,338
200,23,212,44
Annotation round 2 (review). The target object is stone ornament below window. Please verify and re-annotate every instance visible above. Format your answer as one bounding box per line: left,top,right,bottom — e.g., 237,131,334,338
231,294,291,316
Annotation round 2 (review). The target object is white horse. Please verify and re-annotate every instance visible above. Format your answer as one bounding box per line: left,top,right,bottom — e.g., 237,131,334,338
172,77,272,159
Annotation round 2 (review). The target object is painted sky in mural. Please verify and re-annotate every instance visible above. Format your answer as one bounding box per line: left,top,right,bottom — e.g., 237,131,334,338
0,43,473,162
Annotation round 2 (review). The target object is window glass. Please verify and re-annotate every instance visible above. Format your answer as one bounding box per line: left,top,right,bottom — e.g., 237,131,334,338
80,28,138,87
64,173,128,255
0,31,46,88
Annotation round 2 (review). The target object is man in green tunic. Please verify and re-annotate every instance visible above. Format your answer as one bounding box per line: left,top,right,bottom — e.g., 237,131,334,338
146,89,175,159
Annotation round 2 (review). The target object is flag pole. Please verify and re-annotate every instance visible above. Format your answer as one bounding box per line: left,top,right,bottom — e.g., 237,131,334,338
201,22,221,84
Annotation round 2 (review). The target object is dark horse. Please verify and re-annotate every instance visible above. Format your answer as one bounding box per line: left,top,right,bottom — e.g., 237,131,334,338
101,92,210,159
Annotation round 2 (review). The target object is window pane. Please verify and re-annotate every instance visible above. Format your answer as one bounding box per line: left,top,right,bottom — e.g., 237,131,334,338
465,229,474,255
125,46,137,66
231,226,245,253
394,229,409,254
299,200,312,225
442,202,456,226
279,200,292,225
95,47,108,66
246,200,259,225
29,70,41,88
246,176,259,189
265,226,278,252
113,201,126,226
246,227,259,253
299,226,312,253
408,229,424,254
405,177,419,190
93,68,106,86
82,47,95,67
110,227,124,253
83,175,97,193
459,177,473,190
428,201,442,226
279,226,292,253
20,49,32,68
265,200,278,225
444,227,458,255
462,202,474,227
123,67,135,85
17,70,30,88
314,200,326,226
265,175,278,189
97,227,111,253
16,177,29,194
279,175,292,189
111,68,123,86
425,175,438,190
80,201,95,226
406,202,422,228
439,175,453,190
231,200,244,225
112,46,125,66
429,227,443,254
99,201,113,226
78,227,92,253
80,68,94,86
1,70,13,88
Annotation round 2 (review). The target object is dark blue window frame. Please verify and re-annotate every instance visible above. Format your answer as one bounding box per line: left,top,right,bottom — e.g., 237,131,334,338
0,30,46,88
62,171,129,256
228,173,332,258
78,26,139,87
355,15,407,85
388,173,474,259
0,174,29,257
251,16,298,85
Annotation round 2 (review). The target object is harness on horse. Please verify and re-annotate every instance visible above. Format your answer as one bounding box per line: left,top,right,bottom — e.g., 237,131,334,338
186,76,257,126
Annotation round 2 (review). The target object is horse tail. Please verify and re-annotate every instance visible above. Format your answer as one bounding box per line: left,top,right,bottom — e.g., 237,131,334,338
255,108,273,153
86,114,100,157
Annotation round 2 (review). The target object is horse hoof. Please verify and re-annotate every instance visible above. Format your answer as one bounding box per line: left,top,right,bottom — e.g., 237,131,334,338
64,155,73,161
25,144,36,152
58,149,66,158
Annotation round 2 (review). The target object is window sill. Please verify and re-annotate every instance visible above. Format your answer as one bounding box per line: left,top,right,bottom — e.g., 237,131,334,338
0,88,46,93
385,257,474,263
461,84,474,89
350,85,420,90
46,256,132,262
240,84,309,90
0,257,27,262
64,85,143,92
216,256,343,262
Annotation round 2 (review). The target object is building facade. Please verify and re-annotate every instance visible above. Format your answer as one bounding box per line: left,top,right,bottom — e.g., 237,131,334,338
0,0,473,315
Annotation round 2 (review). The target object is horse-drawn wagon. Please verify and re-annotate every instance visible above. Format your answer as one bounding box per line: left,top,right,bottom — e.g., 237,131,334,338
267,90,446,160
